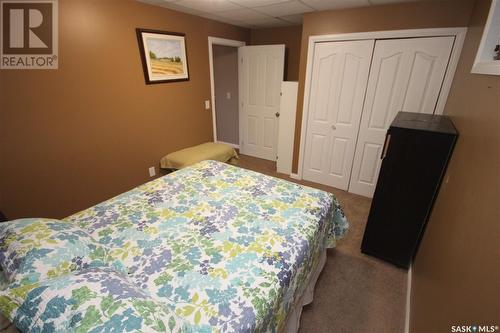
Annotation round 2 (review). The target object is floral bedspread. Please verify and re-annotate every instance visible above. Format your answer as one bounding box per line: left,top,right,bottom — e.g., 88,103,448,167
1,160,348,332
1,267,187,333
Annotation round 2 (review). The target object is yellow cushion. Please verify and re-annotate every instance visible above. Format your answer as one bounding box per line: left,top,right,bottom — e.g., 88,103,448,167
160,142,238,169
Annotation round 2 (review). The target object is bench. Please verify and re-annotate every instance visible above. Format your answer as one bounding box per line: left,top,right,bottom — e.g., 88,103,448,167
160,142,238,170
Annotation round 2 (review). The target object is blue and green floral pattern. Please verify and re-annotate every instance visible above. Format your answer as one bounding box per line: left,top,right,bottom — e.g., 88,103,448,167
0,267,187,332
0,160,348,332
0,219,124,287
67,160,348,332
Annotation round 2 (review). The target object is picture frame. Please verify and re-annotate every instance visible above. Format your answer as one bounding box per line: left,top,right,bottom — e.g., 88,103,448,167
136,28,189,84
471,0,500,75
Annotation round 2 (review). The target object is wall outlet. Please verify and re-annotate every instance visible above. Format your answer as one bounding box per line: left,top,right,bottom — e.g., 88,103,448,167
148,166,156,177
205,100,210,110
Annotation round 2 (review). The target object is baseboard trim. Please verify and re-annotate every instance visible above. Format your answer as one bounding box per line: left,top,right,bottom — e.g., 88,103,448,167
405,264,412,333
290,173,301,180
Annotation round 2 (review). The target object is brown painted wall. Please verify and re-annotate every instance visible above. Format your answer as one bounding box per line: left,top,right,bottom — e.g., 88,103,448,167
411,0,500,331
292,0,476,172
250,25,302,81
213,45,239,145
0,0,249,219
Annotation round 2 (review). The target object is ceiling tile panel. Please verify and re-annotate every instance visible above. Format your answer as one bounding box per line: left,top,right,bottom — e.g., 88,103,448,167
201,13,252,27
174,0,242,12
254,0,314,17
228,0,290,8
138,0,427,28
217,8,272,21
300,0,369,10
369,0,415,4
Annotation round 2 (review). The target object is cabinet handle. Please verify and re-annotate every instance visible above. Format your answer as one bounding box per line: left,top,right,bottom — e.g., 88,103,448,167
381,134,391,159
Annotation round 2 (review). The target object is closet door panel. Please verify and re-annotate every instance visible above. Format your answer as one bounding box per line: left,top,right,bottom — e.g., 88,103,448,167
303,40,374,190
349,36,455,197
367,51,406,131
401,39,453,113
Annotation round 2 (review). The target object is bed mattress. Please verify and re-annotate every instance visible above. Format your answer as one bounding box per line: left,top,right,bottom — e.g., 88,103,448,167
1,160,348,332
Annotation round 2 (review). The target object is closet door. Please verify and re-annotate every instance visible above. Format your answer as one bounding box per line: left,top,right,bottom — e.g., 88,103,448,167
303,40,374,190
348,36,455,197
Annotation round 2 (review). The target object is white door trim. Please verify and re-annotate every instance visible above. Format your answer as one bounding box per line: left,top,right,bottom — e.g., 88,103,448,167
208,37,246,144
297,27,467,180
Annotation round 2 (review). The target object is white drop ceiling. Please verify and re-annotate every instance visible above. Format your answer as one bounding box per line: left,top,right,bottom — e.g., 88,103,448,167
138,0,425,28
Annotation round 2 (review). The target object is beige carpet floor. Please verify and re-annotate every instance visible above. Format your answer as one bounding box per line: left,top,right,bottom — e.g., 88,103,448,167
236,154,407,333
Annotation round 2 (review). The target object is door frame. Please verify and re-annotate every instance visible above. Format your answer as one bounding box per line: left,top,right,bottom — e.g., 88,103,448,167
208,37,246,148
296,27,467,180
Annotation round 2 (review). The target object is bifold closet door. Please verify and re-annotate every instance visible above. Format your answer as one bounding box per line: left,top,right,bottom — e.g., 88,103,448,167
348,36,455,197
302,40,374,190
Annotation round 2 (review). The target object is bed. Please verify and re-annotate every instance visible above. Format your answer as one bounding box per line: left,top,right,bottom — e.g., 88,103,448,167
0,160,348,332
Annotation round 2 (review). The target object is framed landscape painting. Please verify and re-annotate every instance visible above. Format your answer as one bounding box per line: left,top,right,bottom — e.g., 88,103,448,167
136,28,189,84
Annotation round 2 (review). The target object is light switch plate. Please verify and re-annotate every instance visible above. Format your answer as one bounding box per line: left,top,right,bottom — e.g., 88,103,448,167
226,92,231,99
205,100,210,110
148,166,156,177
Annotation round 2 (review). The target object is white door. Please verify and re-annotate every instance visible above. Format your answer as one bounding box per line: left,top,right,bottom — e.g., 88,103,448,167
349,36,455,197
302,40,375,190
239,45,285,161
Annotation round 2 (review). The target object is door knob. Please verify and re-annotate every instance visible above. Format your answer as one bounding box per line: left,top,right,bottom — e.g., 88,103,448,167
331,124,337,130
275,112,280,118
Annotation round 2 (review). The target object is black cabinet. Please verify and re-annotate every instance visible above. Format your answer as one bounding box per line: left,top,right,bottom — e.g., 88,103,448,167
361,111,458,269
